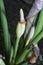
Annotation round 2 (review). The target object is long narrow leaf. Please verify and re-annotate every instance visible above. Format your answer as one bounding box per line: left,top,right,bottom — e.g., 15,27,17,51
10,46,13,62
1,0,5,12
1,0,11,52
16,48,32,64
33,9,43,38
31,30,43,45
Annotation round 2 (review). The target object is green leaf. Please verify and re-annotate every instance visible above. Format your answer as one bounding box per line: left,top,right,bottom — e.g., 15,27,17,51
0,59,5,65
1,0,5,12
1,12,11,52
1,0,11,52
10,46,13,62
33,9,43,38
21,62,28,65
31,30,43,45
16,48,32,64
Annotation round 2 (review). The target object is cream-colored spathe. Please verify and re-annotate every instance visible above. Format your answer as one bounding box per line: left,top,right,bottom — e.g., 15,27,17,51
0,59,5,65
16,9,26,38
25,26,35,46
16,22,25,38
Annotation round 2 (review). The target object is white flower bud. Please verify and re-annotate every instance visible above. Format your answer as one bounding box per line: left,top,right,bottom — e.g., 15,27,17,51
16,23,25,38
25,26,35,46
20,8,25,22
28,26,35,40
16,9,26,38
24,16,35,39
0,59,5,65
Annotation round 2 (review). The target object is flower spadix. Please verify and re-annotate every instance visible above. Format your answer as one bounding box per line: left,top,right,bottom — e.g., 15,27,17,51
16,9,26,38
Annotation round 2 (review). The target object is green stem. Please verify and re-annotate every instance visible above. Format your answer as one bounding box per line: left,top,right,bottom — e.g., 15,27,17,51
13,37,20,63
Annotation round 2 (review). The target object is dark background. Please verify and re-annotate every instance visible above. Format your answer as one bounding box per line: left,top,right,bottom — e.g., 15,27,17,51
0,0,43,65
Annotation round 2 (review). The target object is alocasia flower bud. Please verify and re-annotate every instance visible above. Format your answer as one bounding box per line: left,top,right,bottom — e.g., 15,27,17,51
16,9,26,38
25,25,35,46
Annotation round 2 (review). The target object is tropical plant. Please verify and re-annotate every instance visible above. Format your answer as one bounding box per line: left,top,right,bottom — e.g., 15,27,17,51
0,0,43,65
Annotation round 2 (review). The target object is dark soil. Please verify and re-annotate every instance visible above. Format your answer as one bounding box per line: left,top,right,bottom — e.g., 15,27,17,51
0,0,43,65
